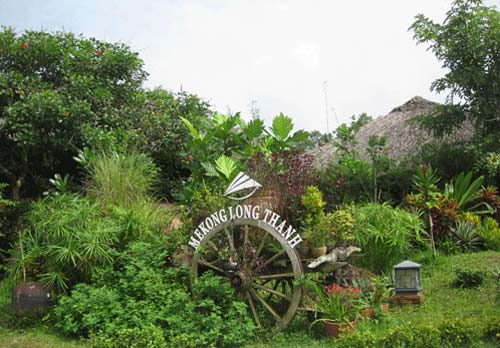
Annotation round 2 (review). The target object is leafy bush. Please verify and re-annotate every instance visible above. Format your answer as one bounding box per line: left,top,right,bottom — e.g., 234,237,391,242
88,326,167,348
352,203,426,274
477,217,500,251
54,241,255,348
453,269,485,288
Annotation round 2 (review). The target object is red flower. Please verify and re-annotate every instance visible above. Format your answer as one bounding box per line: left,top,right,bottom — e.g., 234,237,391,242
96,48,103,56
21,42,28,50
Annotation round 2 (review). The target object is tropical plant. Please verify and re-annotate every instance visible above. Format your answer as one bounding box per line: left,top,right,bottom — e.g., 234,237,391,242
405,165,458,254
0,183,15,239
12,194,120,291
261,113,309,157
180,112,308,187
444,172,492,214
452,220,482,251
42,174,74,197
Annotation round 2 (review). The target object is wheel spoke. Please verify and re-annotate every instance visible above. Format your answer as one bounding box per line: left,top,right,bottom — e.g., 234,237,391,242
245,291,261,327
256,272,295,280
208,241,219,253
243,224,250,268
253,282,291,302
224,227,237,256
199,259,225,275
249,288,282,322
257,250,285,270
255,233,269,259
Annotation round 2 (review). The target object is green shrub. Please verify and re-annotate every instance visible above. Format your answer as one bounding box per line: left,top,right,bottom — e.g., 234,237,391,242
88,326,167,348
477,217,500,251
438,318,479,347
334,319,481,348
453,269,485,288
351,203,426,274
54,241,255,348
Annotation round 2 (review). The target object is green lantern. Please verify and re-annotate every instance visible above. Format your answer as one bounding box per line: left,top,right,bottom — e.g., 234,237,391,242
393,260,422,295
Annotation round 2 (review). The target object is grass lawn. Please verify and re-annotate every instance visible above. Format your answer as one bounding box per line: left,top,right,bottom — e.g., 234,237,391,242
0,251,499,348
245,250,500,347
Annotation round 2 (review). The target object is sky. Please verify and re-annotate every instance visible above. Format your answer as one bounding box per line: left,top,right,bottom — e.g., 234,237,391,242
1,0,499,132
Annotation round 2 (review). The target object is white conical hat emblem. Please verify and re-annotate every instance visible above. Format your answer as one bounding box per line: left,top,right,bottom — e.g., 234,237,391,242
224,172,262,201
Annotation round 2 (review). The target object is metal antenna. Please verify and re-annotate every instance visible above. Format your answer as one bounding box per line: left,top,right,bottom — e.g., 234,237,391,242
331,106,340,129
322,81,330,134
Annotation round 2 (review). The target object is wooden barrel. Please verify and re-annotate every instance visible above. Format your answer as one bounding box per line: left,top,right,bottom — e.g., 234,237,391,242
12,282,53,316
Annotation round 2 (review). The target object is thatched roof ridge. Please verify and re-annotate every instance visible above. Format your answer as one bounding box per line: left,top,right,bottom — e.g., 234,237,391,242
311,96,474,166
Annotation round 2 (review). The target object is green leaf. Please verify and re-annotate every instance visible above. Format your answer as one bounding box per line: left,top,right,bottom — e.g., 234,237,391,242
180,116,202,141
215,155,237,180
270,113,293,141
288,130,309,144
212,113,229,126
244,119,265,141
201,162,218,177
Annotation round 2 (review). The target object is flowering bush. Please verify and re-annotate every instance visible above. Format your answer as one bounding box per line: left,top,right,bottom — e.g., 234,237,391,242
310,282,365,327
325,283,361,300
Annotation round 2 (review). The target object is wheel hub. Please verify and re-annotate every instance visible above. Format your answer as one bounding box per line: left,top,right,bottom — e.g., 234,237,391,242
230,271,252,289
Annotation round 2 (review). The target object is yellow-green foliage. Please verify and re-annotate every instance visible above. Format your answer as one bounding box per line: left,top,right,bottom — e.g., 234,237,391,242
301,186,325,220
326,209,355,243
459,212,481,226
477,217,500,251
301,186,328,247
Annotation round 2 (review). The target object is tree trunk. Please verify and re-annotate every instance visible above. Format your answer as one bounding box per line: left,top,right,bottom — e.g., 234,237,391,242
429,214,436,257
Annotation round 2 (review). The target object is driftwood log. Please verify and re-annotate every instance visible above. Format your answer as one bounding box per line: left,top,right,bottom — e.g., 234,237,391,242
307,246,361,269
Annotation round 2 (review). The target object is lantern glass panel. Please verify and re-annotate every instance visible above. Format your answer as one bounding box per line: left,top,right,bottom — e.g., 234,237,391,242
395,269,417,289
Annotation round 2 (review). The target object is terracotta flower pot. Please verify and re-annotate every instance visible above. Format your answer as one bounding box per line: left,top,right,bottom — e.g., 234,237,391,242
310,246,327,257
12,282,53,316
323,320,357,338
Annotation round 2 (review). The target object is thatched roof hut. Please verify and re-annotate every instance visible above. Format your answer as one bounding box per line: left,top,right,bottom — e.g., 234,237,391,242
311,96,474,166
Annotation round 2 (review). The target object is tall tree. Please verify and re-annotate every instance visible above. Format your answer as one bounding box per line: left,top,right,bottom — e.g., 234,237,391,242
410,0,500,137
0,28,147,200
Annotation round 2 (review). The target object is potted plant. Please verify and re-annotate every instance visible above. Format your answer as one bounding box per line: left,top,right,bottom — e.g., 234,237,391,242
371,275,392,313
301,186,330,256
310,283,365,338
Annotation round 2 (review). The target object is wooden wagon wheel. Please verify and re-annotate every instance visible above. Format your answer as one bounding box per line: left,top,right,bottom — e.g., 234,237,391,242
191,218,303,331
